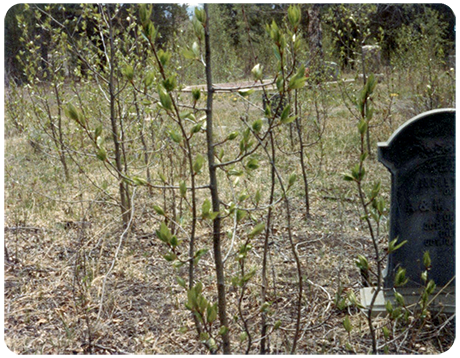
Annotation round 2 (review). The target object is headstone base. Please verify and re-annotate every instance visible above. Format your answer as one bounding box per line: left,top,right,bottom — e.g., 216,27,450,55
360,287,455,317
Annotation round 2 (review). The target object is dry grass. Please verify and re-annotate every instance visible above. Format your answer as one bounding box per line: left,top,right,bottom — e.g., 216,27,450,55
4,80,455,354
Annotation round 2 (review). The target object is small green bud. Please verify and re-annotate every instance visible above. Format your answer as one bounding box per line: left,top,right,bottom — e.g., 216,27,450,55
192,88,201,101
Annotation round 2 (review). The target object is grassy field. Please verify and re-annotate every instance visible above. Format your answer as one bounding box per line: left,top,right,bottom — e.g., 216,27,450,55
4,73,455,354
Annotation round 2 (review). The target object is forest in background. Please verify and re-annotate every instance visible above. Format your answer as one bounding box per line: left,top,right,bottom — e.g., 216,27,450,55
5,3,456,84
4,3,456,355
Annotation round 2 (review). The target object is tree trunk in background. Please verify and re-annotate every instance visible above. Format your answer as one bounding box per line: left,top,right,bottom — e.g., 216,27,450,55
307,4,324,70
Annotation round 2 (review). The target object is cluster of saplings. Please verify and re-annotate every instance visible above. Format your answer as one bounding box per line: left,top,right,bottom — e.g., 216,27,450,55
5,3,454,354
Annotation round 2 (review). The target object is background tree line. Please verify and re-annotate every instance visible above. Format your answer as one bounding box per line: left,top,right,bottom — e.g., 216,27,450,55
5,3,455,85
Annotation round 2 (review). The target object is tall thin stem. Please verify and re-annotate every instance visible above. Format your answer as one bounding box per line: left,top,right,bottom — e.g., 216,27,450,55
204,4,231,354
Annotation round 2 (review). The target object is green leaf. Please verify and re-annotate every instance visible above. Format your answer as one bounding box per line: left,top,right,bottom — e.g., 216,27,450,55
394,291,405,306
255,190,261,204
275,75,283,90
227,131,239,140
187,287,197,308
132,176,148,186
232,276,242,286
158,49,172,66
249,222,265,239
252,118,263,133
391,307,403,320
156,222,172,243
176,276,186,288
168,129,182,143
347,290,365,309
236,209,247,222
139,4,152,27
342,173,355,182
288,172,297,187
169,235,178,248
280,115,297,124
158,87,173,111
260,301,271,312
163,252,177,262
351,163,365,181
365,73,377,95
192,17,204,39
388,238,407,253
193,154,204,174
366,104,374,120
355,255,369,271
96,135,104,148
194,7,206,23
144,22,158,42
385,300,393,314
358,119,368,136
182,48,197,60
201,199,211,217
343,315,353,333
191,88,201,101
382,326,391,340
197,295,208,313
242,267,257,283
228,169,244,176
238,88,254,97
207,338,217,351
144,71,155,88
65,103,84,126
179,181,187,198
173,260,185,269
153,205,165,216
206,303,218,324
218,326,229,336
96,147,107,161
194,281,203,295
264,103,272,117
180,111,195,120
370,181,381,199
287,5,301,28
246,158,259,170
426,279,436,295
122,64,134,81
192,41,200,57
423,251,432,269
94,125,103,140
288,76,306,90
65,103,79,121
162,75,177,92
191,122,202,134
280,104,291,122
251,63,263,81
394,267,408,287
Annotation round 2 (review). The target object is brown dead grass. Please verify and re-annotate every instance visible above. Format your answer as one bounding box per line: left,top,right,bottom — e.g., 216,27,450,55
4,83,455,354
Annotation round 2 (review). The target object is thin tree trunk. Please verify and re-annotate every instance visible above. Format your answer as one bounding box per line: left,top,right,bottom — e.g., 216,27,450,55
260,130,276,354
294,90,310,217
204,4,231,354
53,83,70,181
106,6,130,226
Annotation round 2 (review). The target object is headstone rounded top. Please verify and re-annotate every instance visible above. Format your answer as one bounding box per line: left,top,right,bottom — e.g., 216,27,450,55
378,109,455,173
378,108,455,289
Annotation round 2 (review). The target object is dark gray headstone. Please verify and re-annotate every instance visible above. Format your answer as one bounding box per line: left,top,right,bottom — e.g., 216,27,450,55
378,109,455,290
